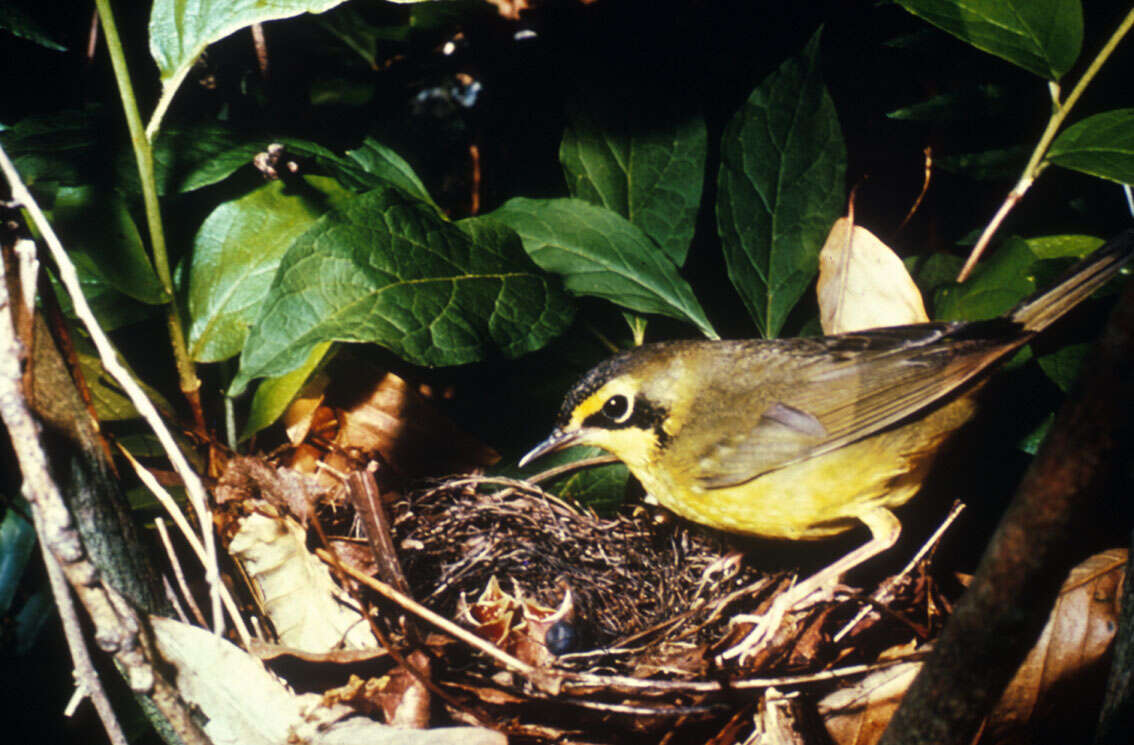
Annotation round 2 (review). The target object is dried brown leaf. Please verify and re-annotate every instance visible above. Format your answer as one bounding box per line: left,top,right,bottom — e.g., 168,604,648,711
985,548,1125,743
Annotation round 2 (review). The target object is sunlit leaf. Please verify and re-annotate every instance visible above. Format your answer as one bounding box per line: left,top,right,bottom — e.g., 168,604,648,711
149,0,348,134
187,176,356,362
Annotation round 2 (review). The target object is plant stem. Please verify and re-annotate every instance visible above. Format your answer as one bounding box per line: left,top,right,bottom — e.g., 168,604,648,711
93,0,206,434
958,5,1134,282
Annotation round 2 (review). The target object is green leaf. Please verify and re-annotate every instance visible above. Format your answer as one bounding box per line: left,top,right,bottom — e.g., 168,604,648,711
1037,342,1089,393
934,236,1039,321
488,197,717,339
47,267,157,331
908,252,964,305
0,109,106,187
147,127,431,198
0,4,66,51
1019,411,1054,455
716,30,846,337
540,447,630,513
49,186,167,304
229,187,573,395
241,342,333,439
895,0,1082,80
346,138,436,208
1047,109,1134,185
0,507,36,615
1024,233,1103,259
886,84,1008,121
936,145,1029,180
560,95,707,264
187,176,356,362
147,124,270,194
71,334,175,421
149,0,348,134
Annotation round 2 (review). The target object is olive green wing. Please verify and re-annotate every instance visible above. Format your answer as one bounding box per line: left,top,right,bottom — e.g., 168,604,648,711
685,323,1020,489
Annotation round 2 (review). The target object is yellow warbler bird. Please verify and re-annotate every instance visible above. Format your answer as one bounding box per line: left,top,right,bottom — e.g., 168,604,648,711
520,230,1134,657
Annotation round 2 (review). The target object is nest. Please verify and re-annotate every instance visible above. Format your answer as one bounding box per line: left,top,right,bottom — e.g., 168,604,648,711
392,476,787,673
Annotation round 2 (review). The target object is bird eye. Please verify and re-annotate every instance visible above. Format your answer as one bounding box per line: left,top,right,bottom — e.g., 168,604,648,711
602,394,631,423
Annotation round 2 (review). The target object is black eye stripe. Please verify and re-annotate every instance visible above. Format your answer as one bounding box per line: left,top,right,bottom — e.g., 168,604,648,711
582,395,670,447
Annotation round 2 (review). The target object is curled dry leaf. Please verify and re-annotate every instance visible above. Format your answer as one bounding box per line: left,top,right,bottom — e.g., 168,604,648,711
228,512,377,653
152,617,505,745
818,550,1125,745
817,217,928,334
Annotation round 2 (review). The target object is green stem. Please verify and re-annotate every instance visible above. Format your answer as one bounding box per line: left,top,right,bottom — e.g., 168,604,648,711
959,5,1134,281
94,0,204,427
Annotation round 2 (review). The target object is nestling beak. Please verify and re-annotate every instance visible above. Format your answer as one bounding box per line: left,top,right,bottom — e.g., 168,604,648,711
518,428,585,468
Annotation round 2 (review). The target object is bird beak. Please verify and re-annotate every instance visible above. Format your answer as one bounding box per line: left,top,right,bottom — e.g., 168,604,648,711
518,428,583,468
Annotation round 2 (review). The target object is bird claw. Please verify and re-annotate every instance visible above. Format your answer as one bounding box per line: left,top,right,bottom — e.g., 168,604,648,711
717,581,847,665
716,594,792,664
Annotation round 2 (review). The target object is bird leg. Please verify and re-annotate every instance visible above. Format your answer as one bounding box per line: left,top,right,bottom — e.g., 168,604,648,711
717,507,902,664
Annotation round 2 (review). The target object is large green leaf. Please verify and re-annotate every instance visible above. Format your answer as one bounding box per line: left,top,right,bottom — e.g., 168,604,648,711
229,187,573,395
187,176,356,362
148,0,348,135
559,96,707,265
49,186,166,305
1047,109,1134,185
896,0,1082,80
488,197,717,339
716,30,846,338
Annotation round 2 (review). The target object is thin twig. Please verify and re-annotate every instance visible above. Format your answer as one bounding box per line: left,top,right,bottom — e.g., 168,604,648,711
118,446,252,647
38,542,129,745
155,517,207,628
897,146,933,233
958,8,1134,281
833,501,965,642
162,575,190,624
251,23,269,78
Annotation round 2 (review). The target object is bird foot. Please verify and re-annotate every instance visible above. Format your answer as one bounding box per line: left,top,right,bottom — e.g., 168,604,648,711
716,581,845,665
